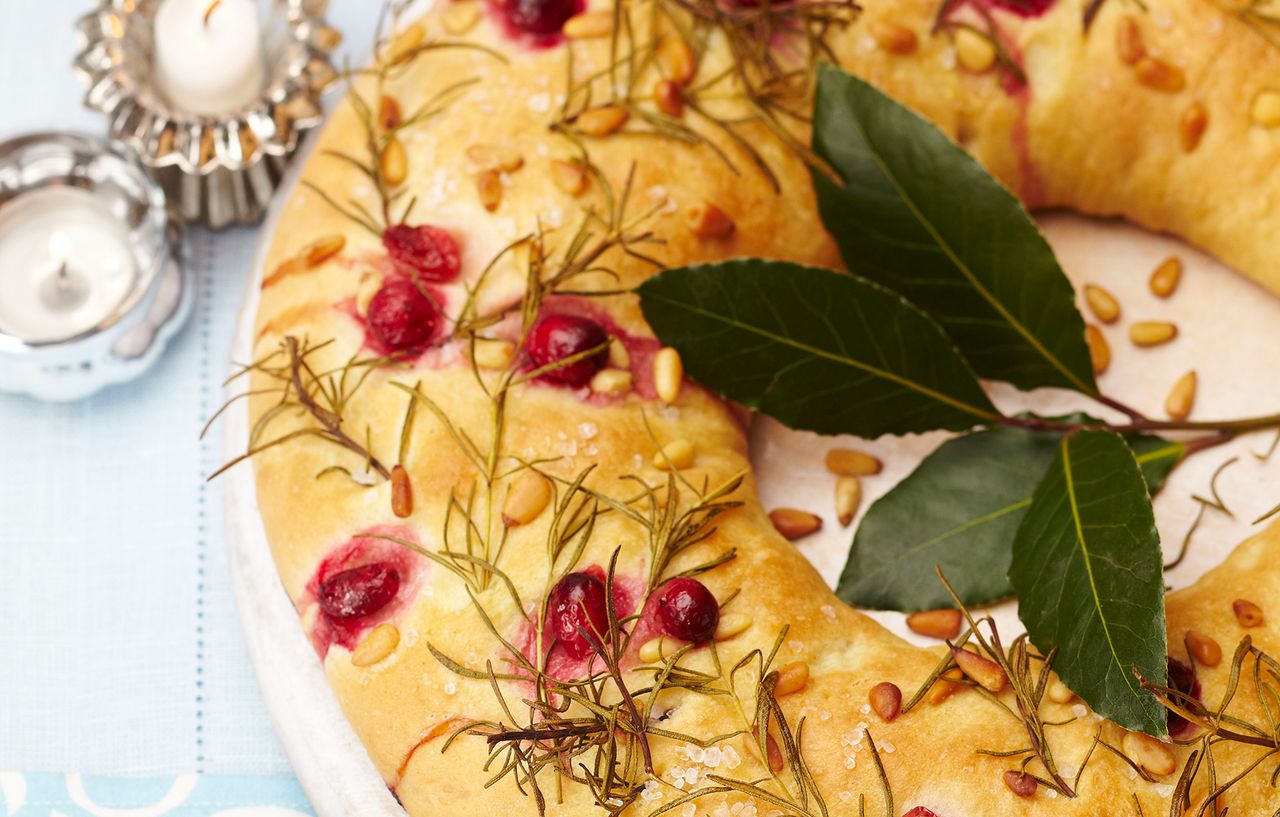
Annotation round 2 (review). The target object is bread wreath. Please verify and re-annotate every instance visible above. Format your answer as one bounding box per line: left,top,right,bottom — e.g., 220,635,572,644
246,0,1280,814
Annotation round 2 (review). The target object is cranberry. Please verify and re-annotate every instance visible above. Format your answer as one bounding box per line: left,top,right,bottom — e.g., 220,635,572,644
318,562,401,620
382,224,461,283
547,571,610,659
656,578,720,643
1167,657,1202,738
366,278,441,352
527,313,609,387
990,0,1056,16
505,0,578,35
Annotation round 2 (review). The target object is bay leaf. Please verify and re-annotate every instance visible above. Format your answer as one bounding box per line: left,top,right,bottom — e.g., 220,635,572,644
1009,429,1168,735
836,422,1183,611
811,65,1097,395
637,259,1000,438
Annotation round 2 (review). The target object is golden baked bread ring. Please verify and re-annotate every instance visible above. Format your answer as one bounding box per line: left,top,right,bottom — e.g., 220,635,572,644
247,0,1280,813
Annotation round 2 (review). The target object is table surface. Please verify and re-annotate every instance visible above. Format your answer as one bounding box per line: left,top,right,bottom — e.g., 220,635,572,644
0,0,381,805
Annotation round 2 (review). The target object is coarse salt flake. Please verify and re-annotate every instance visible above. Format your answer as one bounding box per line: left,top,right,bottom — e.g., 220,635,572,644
721,745,741,770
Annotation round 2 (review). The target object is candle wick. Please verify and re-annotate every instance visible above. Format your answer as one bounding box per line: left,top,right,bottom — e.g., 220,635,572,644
203,0,223,27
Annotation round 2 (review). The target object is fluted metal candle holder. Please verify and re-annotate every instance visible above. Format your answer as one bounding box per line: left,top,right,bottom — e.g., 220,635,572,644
74,0,341,229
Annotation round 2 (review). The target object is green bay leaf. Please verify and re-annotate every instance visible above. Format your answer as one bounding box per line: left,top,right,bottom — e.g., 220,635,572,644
636,259,1000,438
811,64,1097,395
1010,430,1168,735
836,422,1183,611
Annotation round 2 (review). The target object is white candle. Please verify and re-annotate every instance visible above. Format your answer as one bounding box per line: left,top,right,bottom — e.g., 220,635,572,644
154,0,265,117
0,188,138,344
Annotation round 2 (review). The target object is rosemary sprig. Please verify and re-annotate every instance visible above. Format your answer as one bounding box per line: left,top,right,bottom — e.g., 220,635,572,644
207,336,398,482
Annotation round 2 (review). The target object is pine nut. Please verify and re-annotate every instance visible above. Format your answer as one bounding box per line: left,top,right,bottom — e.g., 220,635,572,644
1252,90,1280,127
303,234,346,268
658,37,696,85
1084,284,1121,324
1115,15,1145,65
1180,102,1208,152
351,623,400,667
563,10,612,39
1185,629,1222,667
502,472,552,527
769,508,822,540
608,339,630,370
1086,324,1110,374
442,2,480,34
476,170,502,212
685,201,735,239
825,448,882,476
471,338,515,370
1135,57,1186,93
869,20,917,54
467,144,524,173
715,613,752,641
869,681,902,721
1047,679,1076,704
391,465,413,518
654,79,684,117
262,256,305,289
906,609,962,640
1122,731,1177,777
654,439,695,471
952,646,1007,693
590,368,632,395
1130,321,1178,347
379,94,402,130
576,106,629,136
835,476,862,526
639,636,675,663
954,27,995,73
551,159,589,196
1003,770,1037,798
753,724,785,772
928,668,965,704
381,136,408,186
774,661,810,696
385,22,424,65
1149,256,1182,297
654,347,683,405
1233,598,1265,627
1164,370,1196,421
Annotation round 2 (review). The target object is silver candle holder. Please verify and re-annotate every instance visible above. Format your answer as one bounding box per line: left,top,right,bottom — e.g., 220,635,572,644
74,0,341,229
0,132,190,402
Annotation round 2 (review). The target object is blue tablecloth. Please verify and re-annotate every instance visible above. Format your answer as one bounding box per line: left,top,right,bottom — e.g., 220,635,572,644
0,1,382,811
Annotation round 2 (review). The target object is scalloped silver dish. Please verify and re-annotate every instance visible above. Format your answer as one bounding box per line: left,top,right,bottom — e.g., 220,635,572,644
73,0,341,229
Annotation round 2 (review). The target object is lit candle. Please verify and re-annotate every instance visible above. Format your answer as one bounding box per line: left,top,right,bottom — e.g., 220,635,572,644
0,188,137,344
154,0,265,117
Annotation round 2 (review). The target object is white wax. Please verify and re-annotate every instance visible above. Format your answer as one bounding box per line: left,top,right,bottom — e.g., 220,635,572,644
154,0,265,117
0,188,138,344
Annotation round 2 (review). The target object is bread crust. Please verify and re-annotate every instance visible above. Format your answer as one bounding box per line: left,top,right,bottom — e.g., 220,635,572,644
248,0,1280,813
